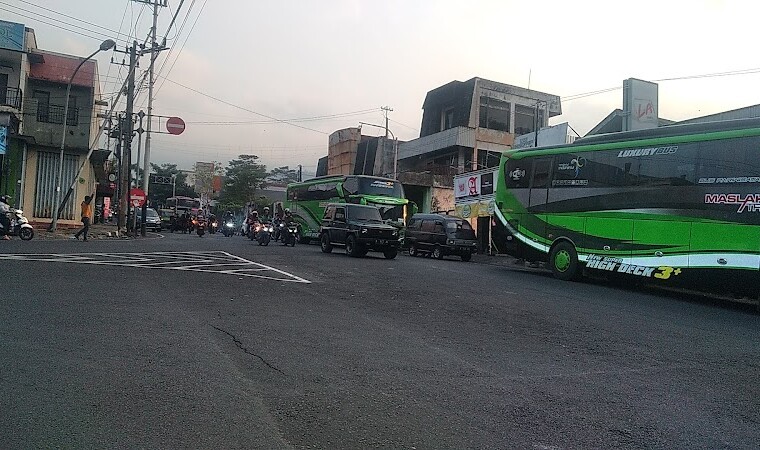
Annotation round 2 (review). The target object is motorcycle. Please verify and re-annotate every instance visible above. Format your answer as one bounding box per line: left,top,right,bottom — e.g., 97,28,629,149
281,222,298,247
1,209,34,240
223,220,235,237
194,218,206,237
209,220,218,234
273,221,284,242
256,222,273,246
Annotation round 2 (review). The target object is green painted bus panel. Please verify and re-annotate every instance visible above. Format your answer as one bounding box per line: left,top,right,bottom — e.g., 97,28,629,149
632,219,691,256
690,222,760,254
509,127,760,160
583,217,633,257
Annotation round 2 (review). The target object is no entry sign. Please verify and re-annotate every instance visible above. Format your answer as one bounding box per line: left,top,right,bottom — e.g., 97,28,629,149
166,116,185,135
129,188,146,207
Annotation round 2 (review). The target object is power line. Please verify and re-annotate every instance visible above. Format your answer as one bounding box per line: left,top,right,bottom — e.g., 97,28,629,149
154,0,206,97
185,109,380,125
562,67,760,102
0,3,129,46
157,75,330,135
13,0,138,41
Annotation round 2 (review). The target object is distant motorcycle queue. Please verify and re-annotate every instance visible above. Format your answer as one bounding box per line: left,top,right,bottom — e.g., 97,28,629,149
167,206,299,246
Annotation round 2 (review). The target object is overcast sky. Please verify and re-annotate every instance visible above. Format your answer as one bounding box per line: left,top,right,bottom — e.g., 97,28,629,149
5,0,760,175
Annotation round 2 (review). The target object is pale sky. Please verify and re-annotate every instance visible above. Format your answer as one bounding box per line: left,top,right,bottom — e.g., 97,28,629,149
5,0,760,176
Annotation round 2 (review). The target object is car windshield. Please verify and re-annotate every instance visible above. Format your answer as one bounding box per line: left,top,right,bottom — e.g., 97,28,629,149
446,219,476,239
349,206,383,222
146,209,159,217
376,204,404,222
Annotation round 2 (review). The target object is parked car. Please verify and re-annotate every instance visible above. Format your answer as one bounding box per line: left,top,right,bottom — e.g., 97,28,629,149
404,213,478,261
319,203,400,259
131,207,163,232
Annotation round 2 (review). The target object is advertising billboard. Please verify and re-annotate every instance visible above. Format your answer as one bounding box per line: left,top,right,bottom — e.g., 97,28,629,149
513,122,573,149
0,20,24,52
623,78,659,131
454,168,497,200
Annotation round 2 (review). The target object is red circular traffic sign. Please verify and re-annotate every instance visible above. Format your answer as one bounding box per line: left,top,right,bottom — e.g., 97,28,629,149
129,188,146,207
166,116,185,135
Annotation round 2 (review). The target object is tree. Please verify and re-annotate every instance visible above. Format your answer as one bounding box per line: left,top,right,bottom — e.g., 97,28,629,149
267,166,299,184
220,155,268,206
147,163,197,207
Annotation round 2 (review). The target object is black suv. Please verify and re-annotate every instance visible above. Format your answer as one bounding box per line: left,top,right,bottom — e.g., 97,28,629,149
405,213,478,261
320,203,400,259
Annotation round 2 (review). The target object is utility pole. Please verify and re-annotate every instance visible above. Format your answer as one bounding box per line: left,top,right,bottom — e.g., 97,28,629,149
381,106,393,139
115,41,138,233
297,164,302,182
138,0,167,236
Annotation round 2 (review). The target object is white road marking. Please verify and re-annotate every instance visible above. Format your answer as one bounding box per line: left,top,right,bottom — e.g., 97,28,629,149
0,251,311,283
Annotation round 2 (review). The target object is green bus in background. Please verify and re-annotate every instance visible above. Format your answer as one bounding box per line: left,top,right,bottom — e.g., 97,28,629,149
495,118,760,293
284,175,413,243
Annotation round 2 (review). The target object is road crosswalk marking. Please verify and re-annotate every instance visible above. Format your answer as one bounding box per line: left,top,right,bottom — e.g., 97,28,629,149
0,251,310,283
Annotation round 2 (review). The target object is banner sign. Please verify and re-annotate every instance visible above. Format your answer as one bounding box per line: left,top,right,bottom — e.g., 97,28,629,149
0,20,24,52
0,126,7,155
454,168,498,199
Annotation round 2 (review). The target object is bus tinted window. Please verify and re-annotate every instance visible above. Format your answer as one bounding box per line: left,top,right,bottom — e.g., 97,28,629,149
306,182,339,201
505,159,530,189
697,137,760,184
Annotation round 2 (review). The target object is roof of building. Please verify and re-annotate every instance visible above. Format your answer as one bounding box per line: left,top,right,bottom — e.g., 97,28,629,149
28,50,97,88
585,109,675,136
673,104,760,125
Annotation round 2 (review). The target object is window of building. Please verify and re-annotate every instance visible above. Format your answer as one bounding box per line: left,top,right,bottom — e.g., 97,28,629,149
514,104,544,137
478,96,510,132
441,107,455,131
33,90,50,123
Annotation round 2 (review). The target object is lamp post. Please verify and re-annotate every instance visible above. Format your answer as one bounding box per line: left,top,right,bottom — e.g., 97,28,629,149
49,39,116,232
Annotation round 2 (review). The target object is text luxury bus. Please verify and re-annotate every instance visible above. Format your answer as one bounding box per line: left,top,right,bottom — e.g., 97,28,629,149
284,175,413,243
495,118,760,293
166,196,201,214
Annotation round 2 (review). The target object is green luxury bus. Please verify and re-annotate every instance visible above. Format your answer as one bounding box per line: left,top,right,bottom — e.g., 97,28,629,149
495,118,760,291
285,175,412,242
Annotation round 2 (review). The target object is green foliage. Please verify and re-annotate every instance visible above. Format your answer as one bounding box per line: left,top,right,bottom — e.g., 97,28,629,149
267,166,299,184
220,154,268,205
148,163,197,206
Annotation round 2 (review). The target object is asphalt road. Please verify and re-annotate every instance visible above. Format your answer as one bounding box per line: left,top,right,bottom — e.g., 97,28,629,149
1,231,759,449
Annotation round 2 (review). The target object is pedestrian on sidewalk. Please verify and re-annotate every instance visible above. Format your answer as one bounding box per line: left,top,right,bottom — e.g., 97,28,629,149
74,191,95,241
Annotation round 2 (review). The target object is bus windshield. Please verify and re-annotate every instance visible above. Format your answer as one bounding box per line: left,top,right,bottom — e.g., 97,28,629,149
357,178,404,197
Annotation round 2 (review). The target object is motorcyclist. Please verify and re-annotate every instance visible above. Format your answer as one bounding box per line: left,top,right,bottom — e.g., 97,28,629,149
0,195,11,240
283,208,295,225
260,206,272,224
223,210,235,223
247,210,260,237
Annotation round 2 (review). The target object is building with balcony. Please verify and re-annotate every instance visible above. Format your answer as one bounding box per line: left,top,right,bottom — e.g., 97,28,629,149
397,77,561,214
0,20,31,205
18,33,106,223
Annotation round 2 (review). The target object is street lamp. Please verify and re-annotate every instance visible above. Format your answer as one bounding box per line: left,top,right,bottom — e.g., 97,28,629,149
49,39,116,232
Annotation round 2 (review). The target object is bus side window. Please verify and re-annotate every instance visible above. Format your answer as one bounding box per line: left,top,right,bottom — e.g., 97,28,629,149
531,159,552,189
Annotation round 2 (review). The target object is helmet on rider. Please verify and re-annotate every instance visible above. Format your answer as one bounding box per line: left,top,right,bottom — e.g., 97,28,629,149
0,195,7,204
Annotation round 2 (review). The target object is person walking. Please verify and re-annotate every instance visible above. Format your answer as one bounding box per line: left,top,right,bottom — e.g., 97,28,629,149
74,191,95,241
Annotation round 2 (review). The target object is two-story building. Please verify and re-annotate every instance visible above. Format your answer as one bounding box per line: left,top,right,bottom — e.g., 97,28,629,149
397,77,561,214
0,20,30,206
16,27,106,224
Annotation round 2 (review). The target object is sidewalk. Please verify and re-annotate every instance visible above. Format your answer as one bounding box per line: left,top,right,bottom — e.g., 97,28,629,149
29,223,133,240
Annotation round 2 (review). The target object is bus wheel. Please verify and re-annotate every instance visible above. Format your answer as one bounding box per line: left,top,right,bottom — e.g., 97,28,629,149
549,241,580,281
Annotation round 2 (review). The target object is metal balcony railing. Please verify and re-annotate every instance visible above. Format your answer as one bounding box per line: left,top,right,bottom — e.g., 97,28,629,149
0,86,22,109
37,103,79,126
